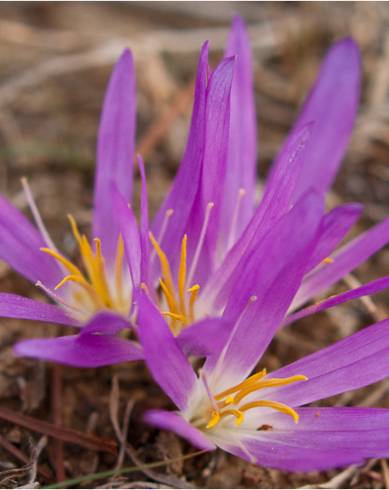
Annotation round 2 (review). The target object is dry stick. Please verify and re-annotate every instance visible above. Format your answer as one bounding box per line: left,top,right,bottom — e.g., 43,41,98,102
0,407,116,454
51,365,65,482
136,80,195,160
0,434,52,481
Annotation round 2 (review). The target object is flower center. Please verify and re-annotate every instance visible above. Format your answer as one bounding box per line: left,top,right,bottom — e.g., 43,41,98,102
150,232,200,335
40,215,131,321
204,369,308,429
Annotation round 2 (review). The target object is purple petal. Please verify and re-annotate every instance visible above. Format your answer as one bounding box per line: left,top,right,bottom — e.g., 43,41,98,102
222,438,369,472
93,49,136,264
196,56,234,270
112,185,141,287
288,38,361,198
232,407,389,471
305,203,363,272
14,334,142,368
0,293,77,326
81,311,131,336
267,316,389,407
285,275,389,326
295,217,389,307
205,192,323,384
176,318,231,357
200,123,313,305
136,292,196,411
151,43,209,276
0,195,62,287
144,409,216,451
219,15,257,247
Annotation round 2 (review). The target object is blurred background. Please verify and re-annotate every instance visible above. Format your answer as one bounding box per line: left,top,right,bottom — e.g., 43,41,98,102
1,2,389,488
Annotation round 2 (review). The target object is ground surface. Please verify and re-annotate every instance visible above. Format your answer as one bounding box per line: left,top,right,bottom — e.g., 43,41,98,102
0,2,389,488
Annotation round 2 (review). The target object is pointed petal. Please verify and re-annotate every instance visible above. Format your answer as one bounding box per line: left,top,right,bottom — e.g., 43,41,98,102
205,192,323,385
144,409,216,451
267,317,389,407
176,318,231,357
305,203,363,272
151,43,209,273
231,407,389,471
288,38,361,198
200,123,313,307
219,15,257,246
14,334,142,367
0,293,77,326
112,185,141,287
136,292,196,411
93,49,136,263
294,217,389,307
198,56,234,267
0,195,61,287
285,275,389,326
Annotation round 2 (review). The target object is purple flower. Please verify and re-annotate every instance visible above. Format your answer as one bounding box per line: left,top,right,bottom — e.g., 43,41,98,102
137,19,389,353
138,206,389,471
0,50,143,366
3,16,389,371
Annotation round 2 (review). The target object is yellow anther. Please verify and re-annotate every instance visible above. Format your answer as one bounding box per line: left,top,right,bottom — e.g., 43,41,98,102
206,370,306,430
233,375,308,404
214,369,267,401
67,214,82,245
178,235,188,318
149,232,177,311
42,216,130,318
188,284,200,323
323,257,334,264
41,248,83,277
206,409,244,430
159,280,179,317
150,233,201,332
240,400,300,424
206,410,220,429
54,274,102,307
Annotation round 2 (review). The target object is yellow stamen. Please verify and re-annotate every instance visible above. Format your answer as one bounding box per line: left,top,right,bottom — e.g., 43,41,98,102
54,274,102,307
206,410,220,429
214,369,267,401
41,248,83,277
41,216,130,318
323,257,334,264
93,238,113,307
149,232,178,312
149,233,201,333
178,235,188,318
206,370,306,430
159,280,179,316
188,284,200,322
233,375,308,404
240,400,300,424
